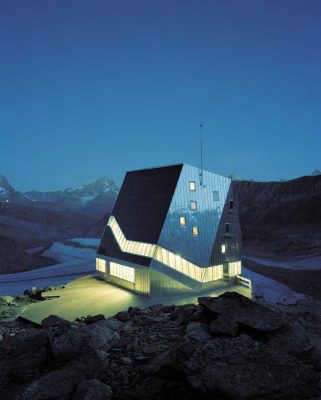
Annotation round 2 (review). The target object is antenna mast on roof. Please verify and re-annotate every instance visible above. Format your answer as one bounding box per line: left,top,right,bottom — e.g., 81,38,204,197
200,123,203,186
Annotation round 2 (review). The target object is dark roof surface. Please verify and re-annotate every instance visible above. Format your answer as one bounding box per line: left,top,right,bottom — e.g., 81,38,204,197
111,164,183,244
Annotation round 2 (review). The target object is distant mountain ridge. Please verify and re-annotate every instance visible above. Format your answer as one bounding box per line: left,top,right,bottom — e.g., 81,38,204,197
0,173,118,273
25,177,118,217
0,174,119,217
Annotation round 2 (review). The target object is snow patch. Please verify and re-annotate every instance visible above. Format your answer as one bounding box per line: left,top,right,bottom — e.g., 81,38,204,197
69,238,100,247
0,240,96,296
242,267,307,305
246,256,321,271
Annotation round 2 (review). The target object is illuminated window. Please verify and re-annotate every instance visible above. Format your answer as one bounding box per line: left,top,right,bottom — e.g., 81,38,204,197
225,223,230,234
179,216,186,226
96,258,106,273
189,181,196,191
110,262,135,283
213,191,219,201
221,244,226,254
230,199,234,209
193,226,198,236
190,201,197,211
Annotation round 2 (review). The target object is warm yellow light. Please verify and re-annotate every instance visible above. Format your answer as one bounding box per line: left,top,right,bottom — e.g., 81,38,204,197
189,181,196,191
110,262,135,283
192,226,198,236
180,216,186,226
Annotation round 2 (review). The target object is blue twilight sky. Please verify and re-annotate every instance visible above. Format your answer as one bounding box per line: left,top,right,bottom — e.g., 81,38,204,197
0,0,320,191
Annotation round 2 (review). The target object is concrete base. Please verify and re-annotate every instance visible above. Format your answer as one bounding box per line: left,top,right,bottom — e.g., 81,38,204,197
19,274,252,325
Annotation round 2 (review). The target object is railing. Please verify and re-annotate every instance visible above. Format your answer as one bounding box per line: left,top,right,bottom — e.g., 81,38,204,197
236,274,252,293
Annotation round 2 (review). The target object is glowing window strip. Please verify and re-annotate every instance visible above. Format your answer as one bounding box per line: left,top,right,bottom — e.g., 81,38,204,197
110,261,135,283
228,261,241,277
107,215,225,283
96,258,106,273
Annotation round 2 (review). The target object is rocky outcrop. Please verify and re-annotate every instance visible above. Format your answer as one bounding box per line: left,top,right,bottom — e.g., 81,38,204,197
0,292,320,400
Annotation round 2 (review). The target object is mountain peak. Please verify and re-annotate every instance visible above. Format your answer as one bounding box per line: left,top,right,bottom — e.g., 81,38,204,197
312,169,321,176
0,173,15,193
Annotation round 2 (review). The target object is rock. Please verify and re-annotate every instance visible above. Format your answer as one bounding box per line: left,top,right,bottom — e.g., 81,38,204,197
208,315,238,337
41,315,70,330
15,366,83,400
184,336,317,399
0,329,48,389
73,379,112,400
170,304,198,324
159,305,176,314
84,314,105,324
185,322,211,341
199,292,284,334
116,311,131,322
141,343,156,355
126,336,141,352
16,351,107,400
47,319,119,361
128,306,142,317
120,356,132,365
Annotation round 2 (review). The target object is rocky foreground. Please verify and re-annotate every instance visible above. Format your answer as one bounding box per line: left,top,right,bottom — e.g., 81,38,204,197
1,292,321,400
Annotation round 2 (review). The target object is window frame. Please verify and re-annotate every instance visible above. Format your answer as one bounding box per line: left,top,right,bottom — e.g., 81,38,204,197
189,181,196,191
213,191,219,201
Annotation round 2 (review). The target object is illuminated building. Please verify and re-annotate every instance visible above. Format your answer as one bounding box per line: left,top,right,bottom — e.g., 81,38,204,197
96,164,250,297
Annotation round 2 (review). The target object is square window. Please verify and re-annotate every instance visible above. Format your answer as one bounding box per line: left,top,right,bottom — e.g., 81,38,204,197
189,181,196,191
180,216,186,226
193,226,198,236
190,201,197,211
213,191,219,201
221,244,226,254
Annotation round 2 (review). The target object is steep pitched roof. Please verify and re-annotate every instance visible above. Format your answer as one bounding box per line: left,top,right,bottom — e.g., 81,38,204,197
111,164,183,244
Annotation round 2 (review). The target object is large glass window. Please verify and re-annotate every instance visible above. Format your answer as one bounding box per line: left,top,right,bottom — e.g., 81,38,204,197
189,181,196,191
96,258,106,273
110,262,135,283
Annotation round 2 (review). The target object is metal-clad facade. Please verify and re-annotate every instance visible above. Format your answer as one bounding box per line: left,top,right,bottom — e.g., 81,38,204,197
157,164,231,267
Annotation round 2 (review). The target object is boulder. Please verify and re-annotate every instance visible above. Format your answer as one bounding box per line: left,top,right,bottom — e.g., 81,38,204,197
73,379,112,400
41,315,70,330
185,322,211,341
170,304,198,324
184,336,317,399
116,311,131,322
47,319,119,361
15,351,108,400
0,329,48,388
199,292,284,333
84,314,105,324
208,315,238,337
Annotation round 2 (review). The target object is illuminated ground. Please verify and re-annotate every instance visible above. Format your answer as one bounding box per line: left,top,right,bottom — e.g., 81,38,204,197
20,275,252,325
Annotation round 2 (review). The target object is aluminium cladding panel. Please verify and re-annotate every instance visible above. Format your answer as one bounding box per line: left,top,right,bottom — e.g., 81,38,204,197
209,185,242,266
102,256,150,296
156,164,231,267
149,262,196,298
